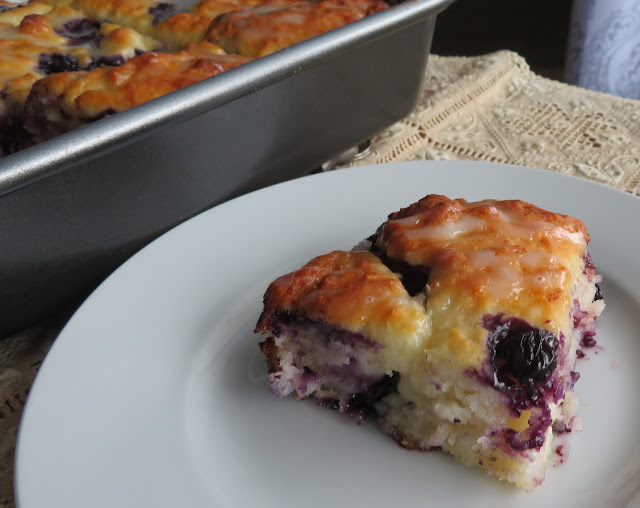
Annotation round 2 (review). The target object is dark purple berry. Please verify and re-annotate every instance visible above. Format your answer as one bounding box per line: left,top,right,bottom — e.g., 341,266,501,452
91,54,126,68
149,2,178,24
480,315,564,452
593,283,603,301
317,371,399,425
38,53,79,74
504,427,544,450
486,316,559,387
570,370,580,386
580,333,597,348
55,18,101,46
367,234,430,297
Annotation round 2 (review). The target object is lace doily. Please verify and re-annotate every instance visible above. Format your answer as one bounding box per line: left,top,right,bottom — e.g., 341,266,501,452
1,50,640,508
340,51,640,196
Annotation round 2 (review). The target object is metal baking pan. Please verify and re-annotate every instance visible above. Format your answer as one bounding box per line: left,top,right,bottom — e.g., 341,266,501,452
0,0,454,336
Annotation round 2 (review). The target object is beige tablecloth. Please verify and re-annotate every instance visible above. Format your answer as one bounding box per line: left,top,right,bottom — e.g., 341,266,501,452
2,50,639,507
339,51,640,193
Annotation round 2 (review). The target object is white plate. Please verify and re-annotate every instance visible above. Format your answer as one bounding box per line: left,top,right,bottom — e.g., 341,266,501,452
15,161,640,508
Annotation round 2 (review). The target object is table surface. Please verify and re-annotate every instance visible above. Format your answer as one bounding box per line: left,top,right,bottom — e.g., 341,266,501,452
3,50,640,508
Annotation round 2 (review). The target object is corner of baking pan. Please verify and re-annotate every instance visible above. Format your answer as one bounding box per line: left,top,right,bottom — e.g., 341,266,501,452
0,0,454,197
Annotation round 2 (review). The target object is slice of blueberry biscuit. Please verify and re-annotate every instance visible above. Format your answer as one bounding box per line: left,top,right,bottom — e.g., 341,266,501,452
255,195,605,490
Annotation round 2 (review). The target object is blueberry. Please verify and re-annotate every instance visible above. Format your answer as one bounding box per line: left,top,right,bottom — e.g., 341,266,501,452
149,2,178,24
91,54,126,68
487,317,559,387
593,283,603,302
38,53,79,74
480,315,563,451
367,235,430,297
56,18,101,46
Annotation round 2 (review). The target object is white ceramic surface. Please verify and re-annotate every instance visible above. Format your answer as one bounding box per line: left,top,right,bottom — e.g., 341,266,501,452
15,161,640,508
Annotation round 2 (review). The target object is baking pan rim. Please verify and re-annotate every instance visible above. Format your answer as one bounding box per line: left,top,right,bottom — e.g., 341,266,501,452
0,0,454,197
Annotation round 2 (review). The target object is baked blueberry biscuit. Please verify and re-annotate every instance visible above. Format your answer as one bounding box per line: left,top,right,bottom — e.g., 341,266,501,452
0,0,50,25
255,195,605,490
150,0,248,49
40,0,255,49
206,0,388,57
23,44,251,141
0,2,158,154
39,0,159,35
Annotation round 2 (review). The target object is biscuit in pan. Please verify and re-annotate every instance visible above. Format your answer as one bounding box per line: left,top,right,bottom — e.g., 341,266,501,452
206,0,388,57
0,3,159,102
23,43,251,141
0,3,158,154
38,0,158,35
0,0,52,25
151,0,246,49
255,195,605,490
38,0,260,49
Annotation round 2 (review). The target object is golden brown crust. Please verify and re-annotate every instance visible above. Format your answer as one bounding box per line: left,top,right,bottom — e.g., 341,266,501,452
23,47,251,140
181,40,227,57
374,195,590,366
207,0,388,57
151,0,244,49
380,194,589,266
258,336,281,374
63,0,156,34
0,5,158,110
256,250,415,333
0,13,84,120
93,22,159,57
0,0,168,94
0,1,52,26
0,18,62,81
44,0,262,49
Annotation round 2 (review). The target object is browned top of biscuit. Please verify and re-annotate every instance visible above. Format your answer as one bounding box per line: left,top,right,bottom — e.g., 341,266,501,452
152,0,243,49
256,195,592,369
62,0,156,34
380,194,589,266
23,47,251,140
0,1,52,26
207,0,388,57
39,49,248,110
256,250,427,338
376,195,590,353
